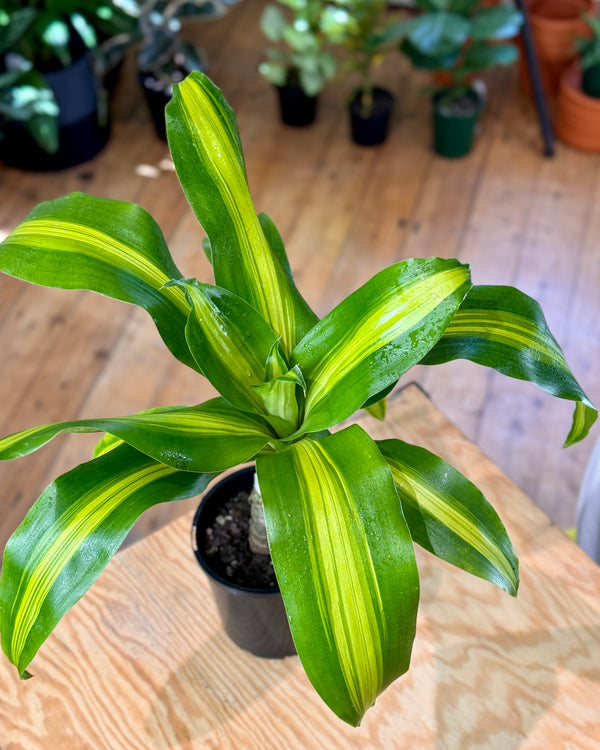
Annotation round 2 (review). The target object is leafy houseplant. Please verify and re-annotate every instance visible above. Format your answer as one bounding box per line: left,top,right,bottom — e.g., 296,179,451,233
259,0,336,126
0,0,135,169
100,0,241,139
575,13,600,98
319,0,407,145
398,0,523,157
0,7,59,155
0,72,596,726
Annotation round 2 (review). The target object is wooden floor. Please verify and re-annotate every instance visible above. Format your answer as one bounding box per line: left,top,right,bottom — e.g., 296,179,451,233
1,0,599,552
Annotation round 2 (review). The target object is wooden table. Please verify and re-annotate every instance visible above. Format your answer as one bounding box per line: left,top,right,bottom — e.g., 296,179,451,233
2,384,600,749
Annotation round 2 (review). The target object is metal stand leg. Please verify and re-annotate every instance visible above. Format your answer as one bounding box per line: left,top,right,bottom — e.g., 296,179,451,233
515,0,555,157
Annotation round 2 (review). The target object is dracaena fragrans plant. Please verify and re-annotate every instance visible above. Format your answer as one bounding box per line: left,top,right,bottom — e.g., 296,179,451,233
0,73,596,727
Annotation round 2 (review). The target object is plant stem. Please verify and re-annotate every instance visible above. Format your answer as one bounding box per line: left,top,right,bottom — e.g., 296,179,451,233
248,471,270,555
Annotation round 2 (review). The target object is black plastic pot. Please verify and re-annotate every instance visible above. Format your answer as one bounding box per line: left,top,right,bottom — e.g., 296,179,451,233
0,53,109,171
275,83,318,127
582,63,600,98
432,88,482,159
139,73,171,141
192,467,296,659
349,87,394,146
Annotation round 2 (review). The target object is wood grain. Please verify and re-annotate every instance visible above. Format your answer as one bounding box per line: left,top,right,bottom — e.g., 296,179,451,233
1,385,600,749
0,0,599,555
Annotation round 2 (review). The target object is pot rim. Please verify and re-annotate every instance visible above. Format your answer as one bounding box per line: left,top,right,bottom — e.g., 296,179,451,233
528,0,593,27
560,62,600,108
433,87,483,118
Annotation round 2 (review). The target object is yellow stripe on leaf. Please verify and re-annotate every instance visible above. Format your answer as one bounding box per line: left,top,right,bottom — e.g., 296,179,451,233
257,426,419,726
167,73,317,356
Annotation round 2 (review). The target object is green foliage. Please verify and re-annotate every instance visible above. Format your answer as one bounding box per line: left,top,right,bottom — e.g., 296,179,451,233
259,0,336,96
319,0,407,108
576,14,600,71
0,0,136,152
133,0,241,85
0,72,595,726
397,0,523,93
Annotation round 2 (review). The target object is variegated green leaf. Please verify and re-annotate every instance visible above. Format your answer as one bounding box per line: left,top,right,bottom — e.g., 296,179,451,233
258,212,294,281
257,426,419,726
364,398,387,421
0,398,276,473
0,192,196,371
420,286,597,446
378,439,519,596
166,73,317,356
0,444,215,677
292,258,471,434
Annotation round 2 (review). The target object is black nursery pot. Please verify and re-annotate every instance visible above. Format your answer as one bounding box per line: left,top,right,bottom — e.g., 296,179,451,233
192,467,296,659
349,87,395,146
276,83,318,127
139,73,171,141
432,88,482,159
0,53,109,171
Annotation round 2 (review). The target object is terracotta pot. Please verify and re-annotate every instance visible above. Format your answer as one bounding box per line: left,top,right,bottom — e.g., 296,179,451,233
555,62,600,151
520,0,593,97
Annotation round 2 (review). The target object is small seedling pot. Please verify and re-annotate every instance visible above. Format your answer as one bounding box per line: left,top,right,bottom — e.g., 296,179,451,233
192,467,296,658
432,88,483,158
275,84,318,127
349,87,395,146
138,73,171,140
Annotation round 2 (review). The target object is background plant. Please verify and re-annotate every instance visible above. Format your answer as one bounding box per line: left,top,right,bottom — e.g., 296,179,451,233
398,0,523,96
0,0,137,153
319,0,407,114
102,0,241,89
577,13,600,66
259,0,336,97
575,12,600,86
0,72,595,726
0,7,59,153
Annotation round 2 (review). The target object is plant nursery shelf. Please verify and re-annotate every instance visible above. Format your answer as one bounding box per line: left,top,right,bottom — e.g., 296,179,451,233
1,384,599,749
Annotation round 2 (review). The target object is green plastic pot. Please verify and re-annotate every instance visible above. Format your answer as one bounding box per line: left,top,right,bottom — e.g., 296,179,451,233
432,88,483,159
582,63,600,99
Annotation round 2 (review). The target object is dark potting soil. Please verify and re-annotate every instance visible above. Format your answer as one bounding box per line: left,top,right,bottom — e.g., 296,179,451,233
436,92,479,118
204,489,277,589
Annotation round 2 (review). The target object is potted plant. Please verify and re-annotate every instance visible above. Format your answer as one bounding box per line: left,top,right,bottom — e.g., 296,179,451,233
100,0,242,140
319,0,407,145
0,7,59,157
398,1,523,158
575,12,600,97
259,0,336,127
0,0,134,170
519,0,593,97
0,72,596,726
191,465,296,658
555,13,600,152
